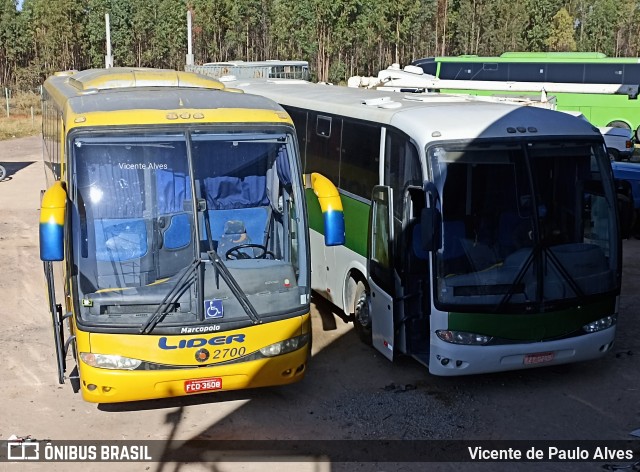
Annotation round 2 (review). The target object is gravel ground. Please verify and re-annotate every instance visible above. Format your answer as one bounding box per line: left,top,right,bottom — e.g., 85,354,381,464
318,382,472,439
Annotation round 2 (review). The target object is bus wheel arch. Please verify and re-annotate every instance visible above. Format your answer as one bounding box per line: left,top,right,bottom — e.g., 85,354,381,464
343,264,367,314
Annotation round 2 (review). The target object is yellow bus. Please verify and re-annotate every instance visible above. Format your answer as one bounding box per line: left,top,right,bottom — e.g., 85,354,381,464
39,68,344,403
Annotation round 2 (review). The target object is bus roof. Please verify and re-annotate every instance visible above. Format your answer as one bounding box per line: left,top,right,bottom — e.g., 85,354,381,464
201,60,309,67
43,68,286,119
232,79,601,143
187,61,310,81
500,52,608,60
418,53,640,64
67,67,227,91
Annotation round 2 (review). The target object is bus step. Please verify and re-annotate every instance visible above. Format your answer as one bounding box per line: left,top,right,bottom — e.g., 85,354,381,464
411,351,429,368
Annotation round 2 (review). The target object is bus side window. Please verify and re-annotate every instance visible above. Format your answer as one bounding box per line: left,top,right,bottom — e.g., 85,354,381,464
283,106,308,170
623,64,640,85
585,64,624,84
439,62,472,80
547,63,585,83
384,129,422,220
476,63,507,81
384,129,422,271
418,60,438,76
316,115,332,137
508,63,546,82
340,119,379,199
306,112,340,187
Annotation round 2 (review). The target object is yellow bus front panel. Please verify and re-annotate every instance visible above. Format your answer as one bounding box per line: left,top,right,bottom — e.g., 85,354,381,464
75,314,310,403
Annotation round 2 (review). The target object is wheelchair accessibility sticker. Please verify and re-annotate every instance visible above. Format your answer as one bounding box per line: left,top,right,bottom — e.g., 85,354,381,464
204,299,224,319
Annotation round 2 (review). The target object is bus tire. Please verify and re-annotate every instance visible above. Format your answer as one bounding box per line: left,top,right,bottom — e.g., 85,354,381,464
607,120,631,130
608,148,620,161
0,165,6,181
353,281,372,345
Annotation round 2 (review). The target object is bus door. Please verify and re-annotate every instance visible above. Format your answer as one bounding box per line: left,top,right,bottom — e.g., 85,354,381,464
368,185,432,362
368,186,396,360
398,187,431,362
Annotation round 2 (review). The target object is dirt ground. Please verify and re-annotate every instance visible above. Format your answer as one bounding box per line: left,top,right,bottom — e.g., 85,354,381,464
1,136,639,472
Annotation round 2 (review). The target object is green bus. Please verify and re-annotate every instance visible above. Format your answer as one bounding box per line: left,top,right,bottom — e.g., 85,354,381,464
410,52,640,138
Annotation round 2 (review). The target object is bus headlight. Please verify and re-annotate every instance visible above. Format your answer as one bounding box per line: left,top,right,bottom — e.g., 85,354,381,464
583,315,616,333
436,330,492,345
80,352,142,370
259,333,310,357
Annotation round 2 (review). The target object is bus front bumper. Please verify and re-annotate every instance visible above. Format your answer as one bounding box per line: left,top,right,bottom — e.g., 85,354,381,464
77,349,308,403
427,325,616,376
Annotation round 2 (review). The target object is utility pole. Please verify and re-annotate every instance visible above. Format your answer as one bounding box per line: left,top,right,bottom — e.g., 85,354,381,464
186,10,194,67
105,13,114,68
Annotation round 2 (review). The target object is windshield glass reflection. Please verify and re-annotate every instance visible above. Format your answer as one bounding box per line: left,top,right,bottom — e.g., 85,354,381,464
430,141,618,312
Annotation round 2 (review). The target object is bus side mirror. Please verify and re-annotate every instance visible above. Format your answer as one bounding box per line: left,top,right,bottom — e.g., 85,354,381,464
420,206,442,252
309,172,345,246
40,181,67,261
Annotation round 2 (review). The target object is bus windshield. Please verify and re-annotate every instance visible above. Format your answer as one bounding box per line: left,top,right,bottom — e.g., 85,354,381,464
71,129,306,330
430,140,618,313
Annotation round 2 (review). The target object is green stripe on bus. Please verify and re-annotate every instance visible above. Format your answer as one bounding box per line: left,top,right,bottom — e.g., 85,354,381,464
448,297,616,341
306,189,370,257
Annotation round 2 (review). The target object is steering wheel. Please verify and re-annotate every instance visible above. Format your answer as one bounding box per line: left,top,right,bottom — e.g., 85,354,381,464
225,243,275,260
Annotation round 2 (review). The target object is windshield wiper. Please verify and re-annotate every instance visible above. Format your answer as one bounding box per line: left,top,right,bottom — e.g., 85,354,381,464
139,258,200,334
207,248,261,325
543,247,585,298
493,245,538,313
492,244,585,314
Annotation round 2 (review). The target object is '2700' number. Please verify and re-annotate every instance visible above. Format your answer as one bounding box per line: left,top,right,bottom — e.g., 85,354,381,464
184,377,222,393
213,347,246,359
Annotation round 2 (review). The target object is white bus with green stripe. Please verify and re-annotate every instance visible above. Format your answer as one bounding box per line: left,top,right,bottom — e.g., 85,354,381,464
233,79,627,376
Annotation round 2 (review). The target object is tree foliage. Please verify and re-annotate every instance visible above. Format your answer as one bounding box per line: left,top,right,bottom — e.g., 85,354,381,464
1,0,639,89
546,7,576,51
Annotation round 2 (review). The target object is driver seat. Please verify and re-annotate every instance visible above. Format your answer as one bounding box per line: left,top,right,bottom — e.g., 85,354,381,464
218,220,254,258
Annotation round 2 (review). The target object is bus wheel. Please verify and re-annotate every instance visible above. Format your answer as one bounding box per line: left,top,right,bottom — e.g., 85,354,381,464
607,120,631,130
0,165,6,181
353,282,372,345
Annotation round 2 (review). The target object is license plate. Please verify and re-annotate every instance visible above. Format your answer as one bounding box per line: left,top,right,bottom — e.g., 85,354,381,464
184,377,222,393
523,352,555,365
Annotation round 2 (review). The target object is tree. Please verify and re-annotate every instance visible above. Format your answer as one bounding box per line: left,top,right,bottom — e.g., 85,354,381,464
546,7,576,51
578,0,620,55
0,0,19,85
5,0,640,92
433,0,445,55
483,0,529,54
85,0,109,68
270,0,316,65
449,0,486,55
22,0,89,81
615,0,640,56
524,0,563,51
311,0,342,82
156,0,188,69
